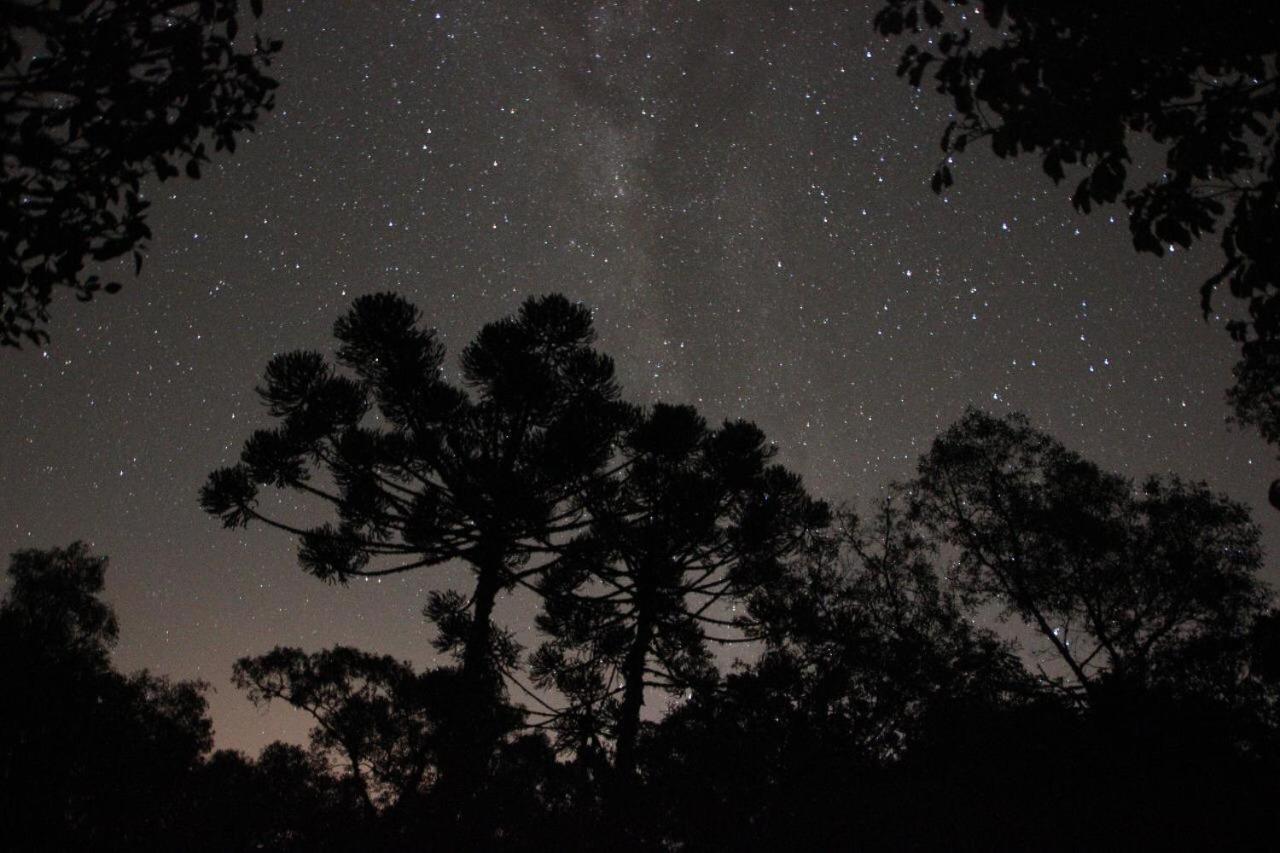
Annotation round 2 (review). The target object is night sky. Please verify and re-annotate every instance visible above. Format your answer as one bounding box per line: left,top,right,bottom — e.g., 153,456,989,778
3,0,1276,754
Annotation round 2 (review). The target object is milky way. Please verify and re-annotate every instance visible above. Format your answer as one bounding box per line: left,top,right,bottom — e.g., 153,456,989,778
2,0,1274,752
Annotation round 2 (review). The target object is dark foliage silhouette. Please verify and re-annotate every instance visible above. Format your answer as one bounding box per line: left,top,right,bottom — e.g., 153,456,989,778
873,1,1280,447
640,504,1027,850
638,412,1280,851
1,0,279,346
201,294,628,679
189,743,364,853
200,292,632,829
0,544,213,851
232,647,470,818
531,402,828,832
229,646,594,850
911,409,1271,707
191,300,1280,849
747,500,1030,759
15,291,1280,848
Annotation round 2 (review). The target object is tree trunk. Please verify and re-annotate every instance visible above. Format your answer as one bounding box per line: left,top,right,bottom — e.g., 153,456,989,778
434,551,507,847
614,603,653,781
462,557,503,682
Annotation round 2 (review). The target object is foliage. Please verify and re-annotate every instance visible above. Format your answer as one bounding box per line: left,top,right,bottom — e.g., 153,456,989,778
0,544,213,850
531,403,829,780
233,647,455,814
202,292,634,835
7,282,1258,846
911,408,1270,703
191,743,363,852
1,0,280,346
747,501,1027,759
201,293,631,688
232,647,529,819
0,541,118,665
874,1,1280,443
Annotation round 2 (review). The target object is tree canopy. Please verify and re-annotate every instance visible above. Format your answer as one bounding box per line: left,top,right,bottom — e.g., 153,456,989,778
532,403,829,785
11,394,1280,848
910,409,1270,702
0,544,214,850
193,297,1280,849
201,293,630,686
874,1,1280,446
1,0,280,346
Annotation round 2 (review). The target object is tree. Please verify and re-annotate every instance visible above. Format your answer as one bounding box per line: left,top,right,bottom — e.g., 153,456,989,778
531,403,829,789
201,293,628,679
747,499,1026,760
201,292,632,809
910,408,1271,705
873,1,1280,443
192,743,361,853
232,646,595,851
1,0,280,347
0,544,213,850
0,540,117,667
233,645,531,848
640,499,1024,851
233,647,463,819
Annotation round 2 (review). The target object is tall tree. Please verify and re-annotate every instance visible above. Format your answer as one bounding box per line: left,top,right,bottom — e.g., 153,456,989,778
532,403,829,786
910,408,1271,704
201,292,631,800
873,1,1280,447
1,0,280,346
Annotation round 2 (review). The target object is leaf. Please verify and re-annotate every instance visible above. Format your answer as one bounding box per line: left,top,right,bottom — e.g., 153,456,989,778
1072,180,1093,214
1043,150,1064,183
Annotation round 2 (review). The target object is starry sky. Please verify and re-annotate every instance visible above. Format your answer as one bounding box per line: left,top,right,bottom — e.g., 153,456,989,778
2,0,1276,754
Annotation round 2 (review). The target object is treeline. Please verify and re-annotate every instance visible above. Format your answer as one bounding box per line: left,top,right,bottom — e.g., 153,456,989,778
5,294,1280,851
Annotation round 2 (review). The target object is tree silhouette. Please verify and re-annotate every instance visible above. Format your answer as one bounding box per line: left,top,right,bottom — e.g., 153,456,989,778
233,645,540,849
748,499,1027,759
10,402,1280,845
0,540,117,665
0,544,213,850
910,408,1270,704
192,743,362,853
201,292,631,815
874,1,1280,443
233,647,472,819
532,404,829,791
231,647,582,850
641,499,1024,850
1,0,280,347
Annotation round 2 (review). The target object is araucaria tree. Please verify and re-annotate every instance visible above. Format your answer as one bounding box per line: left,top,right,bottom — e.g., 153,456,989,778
1,0,280,346
532,403,830,783
200,293,630,744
